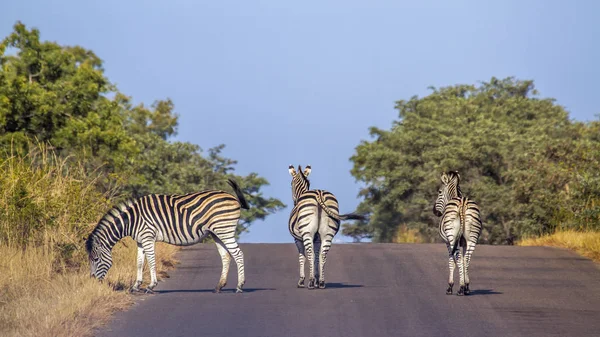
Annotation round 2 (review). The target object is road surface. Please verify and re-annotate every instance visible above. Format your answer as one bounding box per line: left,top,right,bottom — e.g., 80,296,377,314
97,243,600,337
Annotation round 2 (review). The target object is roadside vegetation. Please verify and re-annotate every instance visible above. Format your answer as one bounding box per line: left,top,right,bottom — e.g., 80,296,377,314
518,230,600,263
343,78,600,249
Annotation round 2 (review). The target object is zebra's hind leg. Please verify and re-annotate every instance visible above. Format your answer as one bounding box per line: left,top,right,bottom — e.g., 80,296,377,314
463,240,477,295
212,229,245,293
131,243,145,292
213,235,231,293
141,239,158,293
314,234,321,285
317,231,333,289
303,234,316,289
455,249,466,296
295,239,306,288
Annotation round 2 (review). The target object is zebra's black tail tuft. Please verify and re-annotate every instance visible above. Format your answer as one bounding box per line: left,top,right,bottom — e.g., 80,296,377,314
338,213,368,221
227,178,250,210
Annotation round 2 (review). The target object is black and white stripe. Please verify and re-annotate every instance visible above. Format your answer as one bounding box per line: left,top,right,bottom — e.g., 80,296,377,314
287,165,365,289
433,171,482,296
86,178,249,293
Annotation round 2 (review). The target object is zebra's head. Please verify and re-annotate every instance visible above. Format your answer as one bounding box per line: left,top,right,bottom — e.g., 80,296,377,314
288,164,311,204
85,235,113,280
433,171,462,217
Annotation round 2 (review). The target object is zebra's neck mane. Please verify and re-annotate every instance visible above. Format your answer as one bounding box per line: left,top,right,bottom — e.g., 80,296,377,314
85,199,136,253
292,167,310,203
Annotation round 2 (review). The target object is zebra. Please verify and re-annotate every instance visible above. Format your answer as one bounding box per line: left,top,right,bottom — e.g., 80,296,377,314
288,165,365,289
85,178,249,293
433,171,482,296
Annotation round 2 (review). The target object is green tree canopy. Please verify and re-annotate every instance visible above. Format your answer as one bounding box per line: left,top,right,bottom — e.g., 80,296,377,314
346,77,600,244
0,21,285,234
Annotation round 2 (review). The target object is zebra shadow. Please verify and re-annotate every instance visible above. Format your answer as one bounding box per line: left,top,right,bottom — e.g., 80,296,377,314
323,283,364,289
154,288,276,294
467,289,502,296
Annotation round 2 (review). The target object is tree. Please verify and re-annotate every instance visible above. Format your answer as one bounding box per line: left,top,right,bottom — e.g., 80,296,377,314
0,21,285,234
346,77,600,244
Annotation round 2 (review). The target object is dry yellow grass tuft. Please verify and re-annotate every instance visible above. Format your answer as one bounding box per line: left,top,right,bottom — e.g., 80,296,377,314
0,242,179,337
518,230,600,263
391,224,425,243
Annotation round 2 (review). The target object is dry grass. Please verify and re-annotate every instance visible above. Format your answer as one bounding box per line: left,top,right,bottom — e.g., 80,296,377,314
518,230,600,263
391,224,425,243
0,143,181,337
0,242,179,337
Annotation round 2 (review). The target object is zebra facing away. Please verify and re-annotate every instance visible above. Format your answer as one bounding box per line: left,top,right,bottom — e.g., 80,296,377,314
288,165,366,289
86,178,249,293
433,171,482,296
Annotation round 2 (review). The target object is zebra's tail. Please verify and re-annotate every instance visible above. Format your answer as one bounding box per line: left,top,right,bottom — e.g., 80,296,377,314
315,194,367,222
338,213,367,221
227,178,250,210
451,197,468,253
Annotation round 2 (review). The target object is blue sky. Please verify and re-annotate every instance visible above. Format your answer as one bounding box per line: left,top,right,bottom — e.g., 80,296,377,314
2,0,599,243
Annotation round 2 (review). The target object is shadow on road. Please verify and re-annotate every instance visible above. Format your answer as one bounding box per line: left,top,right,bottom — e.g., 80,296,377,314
468,289,502,296
155,288,276,294
325,283,364,289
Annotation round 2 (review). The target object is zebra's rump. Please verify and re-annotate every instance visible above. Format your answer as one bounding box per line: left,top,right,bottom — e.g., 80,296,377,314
438,197,482,247
288,189,341,239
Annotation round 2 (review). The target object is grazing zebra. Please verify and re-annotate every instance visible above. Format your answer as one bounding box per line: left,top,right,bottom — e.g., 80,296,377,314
85,178,249,293
288,165,365,289
433,171,482,296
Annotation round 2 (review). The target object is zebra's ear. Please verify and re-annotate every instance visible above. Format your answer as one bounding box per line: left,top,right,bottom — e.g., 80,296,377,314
303,165,311,177
288,165,297,177
440,172,449,184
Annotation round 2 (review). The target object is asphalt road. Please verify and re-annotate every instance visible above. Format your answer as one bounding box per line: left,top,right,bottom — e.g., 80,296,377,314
97,243,600,337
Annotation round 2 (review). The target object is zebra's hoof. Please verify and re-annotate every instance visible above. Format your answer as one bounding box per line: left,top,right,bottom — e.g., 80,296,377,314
145,288,155,294
297,278,305,288
464,284,470,295
318,281,326,289
213,288,222,294
446,286,453,295
307,278,316,289
457,286,465,296
235,287,244,293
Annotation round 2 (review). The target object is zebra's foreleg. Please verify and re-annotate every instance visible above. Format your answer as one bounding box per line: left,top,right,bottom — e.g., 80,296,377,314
141,239,158,293
446,242,455,295
295,239,306,288
303,233,316,289
213,236,231,293
131,243,145,292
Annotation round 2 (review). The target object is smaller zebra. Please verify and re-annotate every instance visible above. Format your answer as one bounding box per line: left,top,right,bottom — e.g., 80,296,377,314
288,165,365,289
86,178,249,293
433,171,482,296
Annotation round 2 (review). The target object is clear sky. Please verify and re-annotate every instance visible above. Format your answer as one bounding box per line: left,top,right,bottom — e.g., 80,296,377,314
2,0,599,243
